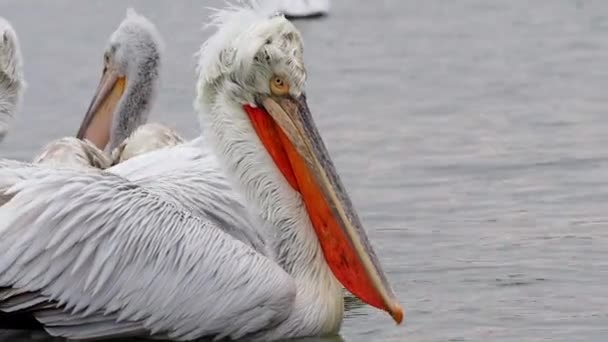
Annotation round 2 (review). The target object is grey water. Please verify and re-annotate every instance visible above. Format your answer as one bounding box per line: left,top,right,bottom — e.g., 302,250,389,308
1,0,608,341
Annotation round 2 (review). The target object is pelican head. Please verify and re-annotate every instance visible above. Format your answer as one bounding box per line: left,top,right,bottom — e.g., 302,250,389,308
0,17,25,143
196,5,403,325
77,8,162,151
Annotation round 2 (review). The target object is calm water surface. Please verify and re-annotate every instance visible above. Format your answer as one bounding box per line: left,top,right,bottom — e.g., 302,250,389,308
1,0,608,341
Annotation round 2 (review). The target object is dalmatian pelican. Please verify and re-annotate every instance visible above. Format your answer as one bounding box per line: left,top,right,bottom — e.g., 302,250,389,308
0,4,402,341
35,9,181,168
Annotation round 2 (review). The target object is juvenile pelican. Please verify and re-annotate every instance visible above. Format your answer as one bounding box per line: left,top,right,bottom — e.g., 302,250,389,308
0,17,24,144
35,9,178,168
77,8,186,165
76,8,161,152
0,5,402,341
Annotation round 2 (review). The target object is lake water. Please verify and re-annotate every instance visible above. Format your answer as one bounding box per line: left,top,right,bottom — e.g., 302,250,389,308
1,0,608,341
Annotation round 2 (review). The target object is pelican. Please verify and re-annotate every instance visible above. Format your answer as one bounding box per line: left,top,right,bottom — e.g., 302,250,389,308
35,9,180,168
71,8,253,238
75,8,187,163
0,4,402,341
0,17,24,144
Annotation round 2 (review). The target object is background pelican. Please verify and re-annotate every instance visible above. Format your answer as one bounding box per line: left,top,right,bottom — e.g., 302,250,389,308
76,8,187,164
0,4,401,341
69,7,254,238
35,9,180,168
30,8,261,252
0,17,24,145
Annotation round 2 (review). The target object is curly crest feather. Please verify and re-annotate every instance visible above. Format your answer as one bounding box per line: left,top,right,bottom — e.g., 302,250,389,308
195,1,305,108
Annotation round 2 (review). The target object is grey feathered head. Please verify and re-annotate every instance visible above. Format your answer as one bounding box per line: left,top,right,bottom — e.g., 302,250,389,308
104,8,164,79
77,8,164,151
195,2,306,107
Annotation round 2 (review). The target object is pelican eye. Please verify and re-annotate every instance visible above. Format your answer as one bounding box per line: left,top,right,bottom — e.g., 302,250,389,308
270,76,289,96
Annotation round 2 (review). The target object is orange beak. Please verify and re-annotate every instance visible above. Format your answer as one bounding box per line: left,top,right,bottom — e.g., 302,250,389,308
76,67,126,149
243,94,403,324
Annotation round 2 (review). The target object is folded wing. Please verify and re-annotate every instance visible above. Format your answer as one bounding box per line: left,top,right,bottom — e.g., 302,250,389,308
108,138,272,256
0,163,295,340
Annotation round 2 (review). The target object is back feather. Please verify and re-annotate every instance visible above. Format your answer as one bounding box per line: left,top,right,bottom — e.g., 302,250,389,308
0,162,296,340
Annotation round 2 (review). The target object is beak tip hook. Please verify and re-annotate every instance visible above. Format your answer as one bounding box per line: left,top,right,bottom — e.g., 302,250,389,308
391,303,404,325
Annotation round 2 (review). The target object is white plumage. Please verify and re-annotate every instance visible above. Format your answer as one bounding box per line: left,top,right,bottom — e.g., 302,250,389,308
0,3,401,341
0,17,25,144
0,163,294,340
34,9,180,169
111,122,184,164
32,137,112,169
110,138,271,256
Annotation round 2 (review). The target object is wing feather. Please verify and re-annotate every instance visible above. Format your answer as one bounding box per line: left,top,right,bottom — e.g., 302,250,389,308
109,138,273,257
0,292,48,312
0,163,296,340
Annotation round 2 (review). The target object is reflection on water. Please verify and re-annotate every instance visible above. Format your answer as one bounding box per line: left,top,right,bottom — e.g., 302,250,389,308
0,295,364,342
2,0,608,341
343,294,366,320
0,328,348,342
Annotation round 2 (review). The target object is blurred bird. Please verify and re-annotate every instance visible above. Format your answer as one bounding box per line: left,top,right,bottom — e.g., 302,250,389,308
0,17,25,145
276,0,330,18
35,9,183,168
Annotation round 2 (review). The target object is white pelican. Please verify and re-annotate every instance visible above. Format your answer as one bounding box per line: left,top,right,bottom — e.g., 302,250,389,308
75,8,162,154
35,9,179,168
0,17,24,144
76,8,186,165
67,8,255,242
0,4,402,341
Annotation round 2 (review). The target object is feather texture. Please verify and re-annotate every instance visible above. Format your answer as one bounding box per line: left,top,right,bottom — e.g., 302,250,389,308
0,164,296,340
0,17,25,143
0,3,355,340
110,137,273,256
32,137,112,169
110,123,184,164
